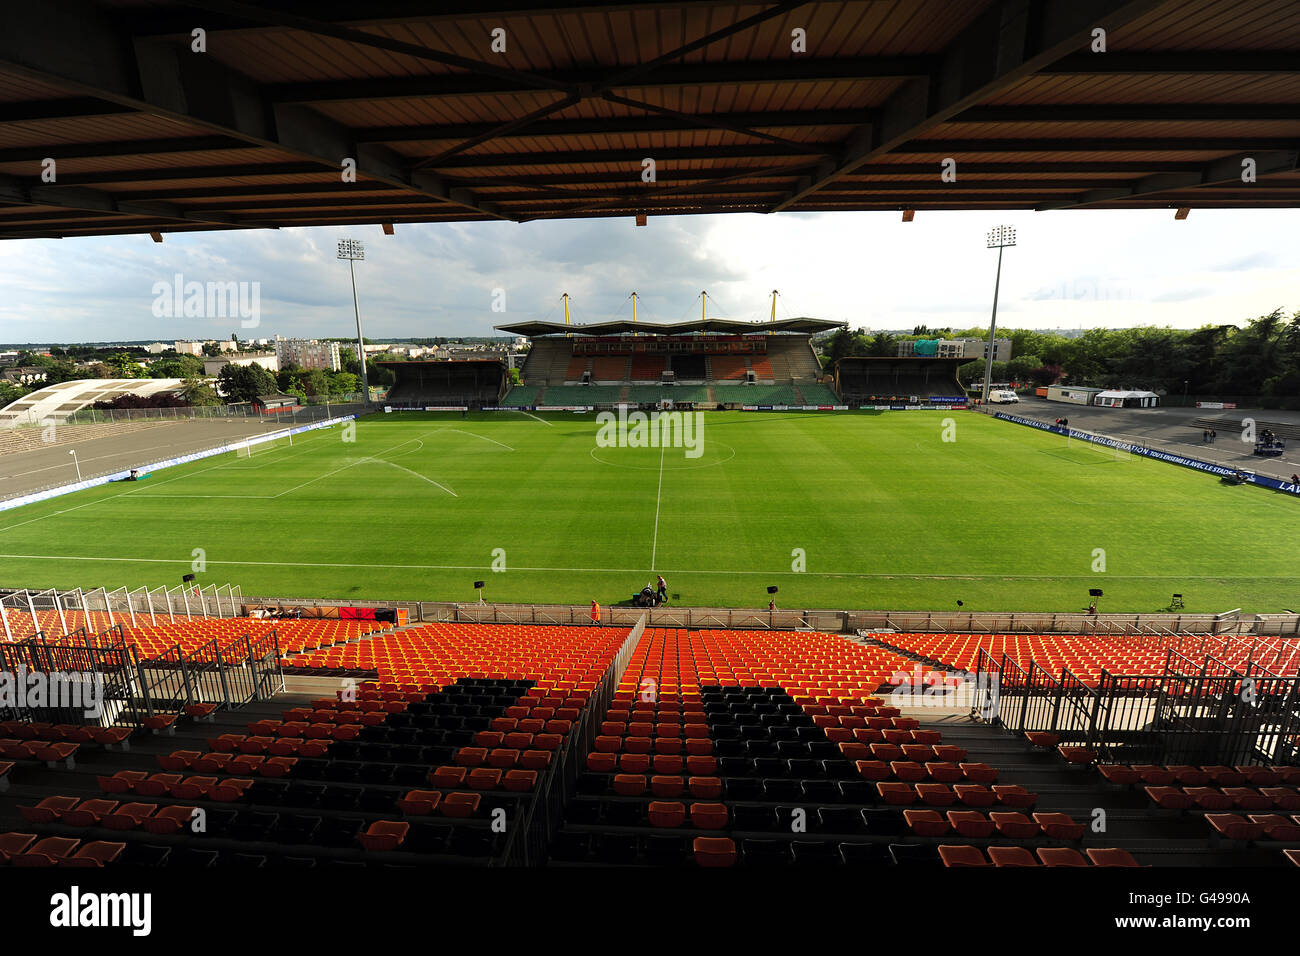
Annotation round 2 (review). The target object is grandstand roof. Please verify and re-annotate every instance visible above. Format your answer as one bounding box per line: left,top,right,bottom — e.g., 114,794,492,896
2,1,1299,239
495,317,845,337
0,378,187,427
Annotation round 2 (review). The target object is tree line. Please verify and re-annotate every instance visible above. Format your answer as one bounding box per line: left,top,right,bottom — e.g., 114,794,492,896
820,308,1300,405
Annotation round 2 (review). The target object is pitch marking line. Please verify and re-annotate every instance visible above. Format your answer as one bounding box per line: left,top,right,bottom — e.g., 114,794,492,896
517,411,553,426
0,552,1279,582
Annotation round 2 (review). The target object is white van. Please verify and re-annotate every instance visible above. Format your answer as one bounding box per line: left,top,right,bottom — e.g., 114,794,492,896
989,389,1020,404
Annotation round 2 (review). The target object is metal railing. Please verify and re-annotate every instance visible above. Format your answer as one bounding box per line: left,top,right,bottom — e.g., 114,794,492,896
971,644,1300,767
499,614,644,866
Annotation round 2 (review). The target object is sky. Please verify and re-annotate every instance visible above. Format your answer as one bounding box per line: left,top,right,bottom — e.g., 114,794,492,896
0,206,1296,345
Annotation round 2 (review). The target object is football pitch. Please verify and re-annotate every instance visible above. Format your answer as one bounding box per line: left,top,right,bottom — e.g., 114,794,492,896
0,410,1295,613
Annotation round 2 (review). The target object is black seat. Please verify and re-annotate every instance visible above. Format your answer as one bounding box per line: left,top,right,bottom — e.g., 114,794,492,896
317,817,363,848
594,832,638,864
861,809,905,836
271,814,321,845
741,838,792,867
820,759,856,779
817,807,862,833
565,799,601,825
601,800,642,827
754,758,787,778
406,821,451,853
447,827,495,858
731,803,776,831
792,840,841,866
319,786,361,811
801,780,839,802
122,843,171,867
324,760,361,782
644,834,690,866
723,777,762,800
786,758,821,779
840,842,894,866
889,843,941,867
837,780,876,803
761,778,801,801
549,830,590,862
229,809,279,841
168,846,218,867
359,788,398,813
282,782,323,808
358,763,394,784
247,779,290,806
718,757,753,777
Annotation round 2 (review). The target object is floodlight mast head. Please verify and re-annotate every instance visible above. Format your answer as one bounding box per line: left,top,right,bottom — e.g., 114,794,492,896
986,225,1016,249
337,238,365,261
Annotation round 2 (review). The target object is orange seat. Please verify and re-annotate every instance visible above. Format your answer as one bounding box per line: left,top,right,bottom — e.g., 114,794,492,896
648,801,686,827
1038,847,1089,867
938,844,991,867
614,773,647,796
359,820,409,851
693,836,736,867
689,802,728,830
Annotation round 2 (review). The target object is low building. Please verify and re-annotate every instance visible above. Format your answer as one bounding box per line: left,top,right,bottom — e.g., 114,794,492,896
1094,389,1160,408
203,351,280,376
1044,385,1104,405
1,366,48,385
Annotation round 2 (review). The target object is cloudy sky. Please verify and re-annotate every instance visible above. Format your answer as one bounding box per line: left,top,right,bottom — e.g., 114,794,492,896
0,206,1296,344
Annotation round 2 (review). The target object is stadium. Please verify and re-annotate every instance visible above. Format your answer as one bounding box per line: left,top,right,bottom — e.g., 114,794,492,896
1,0,1299,937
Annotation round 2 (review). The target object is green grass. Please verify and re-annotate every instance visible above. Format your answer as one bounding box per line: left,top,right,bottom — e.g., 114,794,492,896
1,410,1296,612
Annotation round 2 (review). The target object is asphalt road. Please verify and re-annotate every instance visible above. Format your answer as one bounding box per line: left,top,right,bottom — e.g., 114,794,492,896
0,414,330,501
999,396,1300,482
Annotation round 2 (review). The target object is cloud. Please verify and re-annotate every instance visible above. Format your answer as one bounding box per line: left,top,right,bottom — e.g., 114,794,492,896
1,206,1298,343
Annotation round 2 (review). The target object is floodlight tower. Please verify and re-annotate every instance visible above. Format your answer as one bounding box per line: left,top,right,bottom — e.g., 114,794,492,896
337,238,369,401
981,225,1016,405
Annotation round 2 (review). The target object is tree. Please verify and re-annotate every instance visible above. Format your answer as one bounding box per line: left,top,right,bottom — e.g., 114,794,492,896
177,378,220,406
0,381,28,407
201,342,222,357
150,355,204,379
217,363,278,403
104,352,145,378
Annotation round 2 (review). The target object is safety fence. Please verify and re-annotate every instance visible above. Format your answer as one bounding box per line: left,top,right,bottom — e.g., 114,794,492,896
9,585,1297,640
971,646,1300,767
0,586,245,639
0,624,284,730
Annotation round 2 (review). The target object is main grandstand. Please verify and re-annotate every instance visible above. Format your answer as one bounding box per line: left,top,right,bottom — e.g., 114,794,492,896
497,317,845,408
